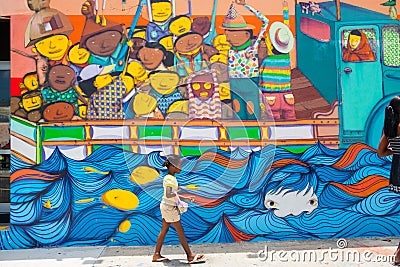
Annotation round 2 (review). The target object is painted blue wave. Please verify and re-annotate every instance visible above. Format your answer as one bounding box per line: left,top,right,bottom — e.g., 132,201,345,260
1,143,400,250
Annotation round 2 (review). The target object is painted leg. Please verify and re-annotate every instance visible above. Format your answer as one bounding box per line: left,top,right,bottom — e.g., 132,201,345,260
282,92,296,120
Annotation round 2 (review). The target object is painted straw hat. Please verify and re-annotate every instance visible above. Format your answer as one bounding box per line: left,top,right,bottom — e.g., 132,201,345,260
269,21,294,54
219,4,255,30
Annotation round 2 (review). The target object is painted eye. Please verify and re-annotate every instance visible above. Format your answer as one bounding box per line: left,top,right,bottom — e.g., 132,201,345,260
309,199,318,206
204,82,212,90
266,200,277,208
192,83,200,90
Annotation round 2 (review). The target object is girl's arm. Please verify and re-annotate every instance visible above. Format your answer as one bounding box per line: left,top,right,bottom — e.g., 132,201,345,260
378,133,393,157
165,186,176,198
170,186,194,202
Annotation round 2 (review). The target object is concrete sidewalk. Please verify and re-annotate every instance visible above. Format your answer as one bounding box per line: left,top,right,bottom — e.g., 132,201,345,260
0,237,399,267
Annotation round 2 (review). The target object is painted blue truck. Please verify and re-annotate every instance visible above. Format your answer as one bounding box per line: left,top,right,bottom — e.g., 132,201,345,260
296,1,400,149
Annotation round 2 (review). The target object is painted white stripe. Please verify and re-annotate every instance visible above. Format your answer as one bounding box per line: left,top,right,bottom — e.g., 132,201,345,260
138,145,173,156
10,136,36,162
91,126,130,140
179,127,219,140
43,146,87,161
229,146,261,152
269,125,314,140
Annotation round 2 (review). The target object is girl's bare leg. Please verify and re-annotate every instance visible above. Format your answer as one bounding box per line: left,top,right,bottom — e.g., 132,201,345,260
172,220,202,262
153,219,171,261
394,242,400,264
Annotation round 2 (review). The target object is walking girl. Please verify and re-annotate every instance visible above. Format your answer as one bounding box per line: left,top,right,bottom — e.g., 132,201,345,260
152,155,205,264
377,96,400,265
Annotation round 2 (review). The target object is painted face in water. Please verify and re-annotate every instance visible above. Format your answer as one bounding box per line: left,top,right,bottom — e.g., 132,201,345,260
264,187,318,217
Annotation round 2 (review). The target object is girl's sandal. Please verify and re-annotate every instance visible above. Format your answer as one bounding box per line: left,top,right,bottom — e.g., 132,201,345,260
188,254,205,264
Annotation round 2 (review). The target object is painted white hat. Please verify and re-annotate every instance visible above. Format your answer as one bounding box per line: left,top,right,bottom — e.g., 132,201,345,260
269,22,294,54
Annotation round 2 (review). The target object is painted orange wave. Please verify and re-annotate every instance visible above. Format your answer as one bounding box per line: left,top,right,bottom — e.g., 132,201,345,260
333,143,376,169
10,169,61,183
224,215,256,242
182,193,228,208
330,175,388,198
199,152,249,169
265,159,309,175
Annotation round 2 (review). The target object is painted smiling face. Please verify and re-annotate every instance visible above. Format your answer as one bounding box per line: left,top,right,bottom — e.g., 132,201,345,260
21,90,43,112
169,16,192,36
149,71,180,95
48,65,76,92
68,43,90,65
174,33,203,54
34,34,70,61
225,30,251,47
151,1,172,23
43,101,75,122
264,187,318,217
85,31,122,57
348,33,361,50
137,46,165,70
190,73,215,101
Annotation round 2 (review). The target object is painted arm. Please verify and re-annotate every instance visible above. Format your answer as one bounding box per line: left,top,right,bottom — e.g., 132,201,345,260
184,0,192,17
377,133,394,157
208,0,218,39
244,4,269,50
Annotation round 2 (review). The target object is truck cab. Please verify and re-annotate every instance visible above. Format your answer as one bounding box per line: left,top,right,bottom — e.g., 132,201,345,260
296,1,400,148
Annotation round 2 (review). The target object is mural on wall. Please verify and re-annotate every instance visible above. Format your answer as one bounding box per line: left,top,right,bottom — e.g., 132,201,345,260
2,0,400,249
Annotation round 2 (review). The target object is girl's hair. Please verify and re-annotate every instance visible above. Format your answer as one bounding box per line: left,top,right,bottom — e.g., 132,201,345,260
162,155,181,168
384,96,400,138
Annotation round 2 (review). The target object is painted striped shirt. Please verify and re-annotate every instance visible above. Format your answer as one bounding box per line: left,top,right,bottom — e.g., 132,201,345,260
259,54,291,92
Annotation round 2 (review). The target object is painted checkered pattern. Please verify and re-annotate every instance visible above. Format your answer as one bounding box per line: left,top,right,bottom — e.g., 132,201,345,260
87,76,126,120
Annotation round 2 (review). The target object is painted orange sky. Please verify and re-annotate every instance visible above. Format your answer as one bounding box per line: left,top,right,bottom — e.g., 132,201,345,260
0,0,396,16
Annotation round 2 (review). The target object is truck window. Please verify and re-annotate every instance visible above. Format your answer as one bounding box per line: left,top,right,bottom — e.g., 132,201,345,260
299,17,330,42
342,29,377,62
383,25,400,67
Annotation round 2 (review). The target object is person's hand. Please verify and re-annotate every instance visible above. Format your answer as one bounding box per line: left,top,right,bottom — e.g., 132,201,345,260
235,0,246,5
